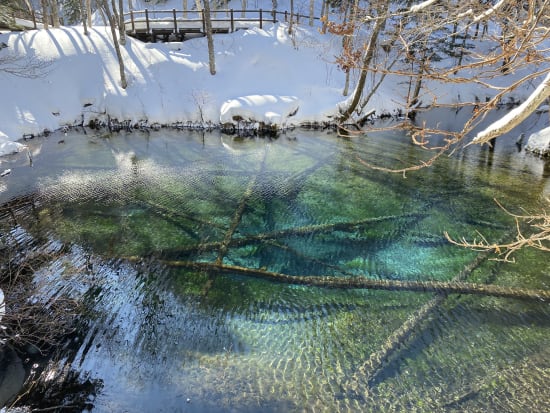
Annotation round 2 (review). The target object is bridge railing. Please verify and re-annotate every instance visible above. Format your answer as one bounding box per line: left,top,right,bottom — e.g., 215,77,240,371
123,8,321,37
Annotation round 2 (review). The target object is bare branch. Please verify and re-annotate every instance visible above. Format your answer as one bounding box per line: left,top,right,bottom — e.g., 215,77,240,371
445,198,550,262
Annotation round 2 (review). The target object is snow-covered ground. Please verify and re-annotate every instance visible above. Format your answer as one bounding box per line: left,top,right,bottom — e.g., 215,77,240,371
0,22,346,153
0,0,549,157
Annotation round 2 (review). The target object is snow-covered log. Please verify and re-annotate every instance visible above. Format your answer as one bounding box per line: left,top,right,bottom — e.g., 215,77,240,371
409,0,438,13
472,0,507,23
471,72,550,145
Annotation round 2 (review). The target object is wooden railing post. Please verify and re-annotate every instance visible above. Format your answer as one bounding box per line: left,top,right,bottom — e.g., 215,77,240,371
145,9,150,34
172,9,177,33
130,10,135,33
259,8,262,29
230,9,234,32
284,11,288,22
201,9,205,33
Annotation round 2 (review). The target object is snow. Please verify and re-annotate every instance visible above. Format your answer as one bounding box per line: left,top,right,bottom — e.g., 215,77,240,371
0,0,548,157
220,95,300,125
526,126,550,156
409,0,438,14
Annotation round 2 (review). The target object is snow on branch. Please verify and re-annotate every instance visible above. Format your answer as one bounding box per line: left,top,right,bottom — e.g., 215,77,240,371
472,0,507,23
409,0,438,13
471,72,550,145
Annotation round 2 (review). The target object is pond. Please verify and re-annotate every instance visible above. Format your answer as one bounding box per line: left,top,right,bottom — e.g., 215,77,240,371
0,112,549,412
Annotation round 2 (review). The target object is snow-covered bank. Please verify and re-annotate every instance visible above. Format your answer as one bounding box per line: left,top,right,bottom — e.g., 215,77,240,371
1,8,549,157
526,127,550,156
0,23,345,150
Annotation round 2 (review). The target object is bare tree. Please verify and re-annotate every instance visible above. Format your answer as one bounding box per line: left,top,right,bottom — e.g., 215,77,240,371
325,0,550,257
338,0,389,122
328,0,549,145
49,0,60,27
85,0,92,28
116,0,126,45
99,0,127,89
288,0,294,34
203,0,216,75
40,0,49,29
80,0,88,34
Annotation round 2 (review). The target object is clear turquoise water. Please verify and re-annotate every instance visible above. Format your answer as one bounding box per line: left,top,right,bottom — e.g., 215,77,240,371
1,120,549,412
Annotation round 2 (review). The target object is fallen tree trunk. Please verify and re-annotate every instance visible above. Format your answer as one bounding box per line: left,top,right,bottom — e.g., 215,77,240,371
159,211,426,257
216,148,267,264
160,260,550,301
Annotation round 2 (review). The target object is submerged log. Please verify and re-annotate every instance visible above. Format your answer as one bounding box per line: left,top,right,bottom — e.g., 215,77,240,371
216,148,267,264
344,236,513,398
160,211,426,257
160,260,550,301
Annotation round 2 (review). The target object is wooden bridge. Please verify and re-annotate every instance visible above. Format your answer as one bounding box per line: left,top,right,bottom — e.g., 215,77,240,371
8,8,322,43
124,9,321,42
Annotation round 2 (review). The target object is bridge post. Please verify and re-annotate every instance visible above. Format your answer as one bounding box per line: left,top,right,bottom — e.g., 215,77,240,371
130,10,135,33
230,9,234,32
259,9,262,29
145,9,150,35
172,9,177,33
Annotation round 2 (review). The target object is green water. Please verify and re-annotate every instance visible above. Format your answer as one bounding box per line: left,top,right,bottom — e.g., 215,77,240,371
0,123,549,412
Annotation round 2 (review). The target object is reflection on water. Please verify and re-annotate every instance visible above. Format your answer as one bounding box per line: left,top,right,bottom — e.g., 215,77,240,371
0,119,549,412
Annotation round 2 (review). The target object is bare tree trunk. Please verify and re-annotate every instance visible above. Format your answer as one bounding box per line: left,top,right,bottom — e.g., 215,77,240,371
117,0,126,45
288,0,294,34
101,0,127,89
203,0,216,75
408,39,429,113
341,3,351,96
320,0,328,34
49,0,60,27
182,0,187,17
309,0,314,26
339,2,387,123
40,0,49,29
81,0,88,34
86,0,92,28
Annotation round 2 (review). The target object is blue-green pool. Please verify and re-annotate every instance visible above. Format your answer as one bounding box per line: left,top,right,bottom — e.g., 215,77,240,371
0,117,549,412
